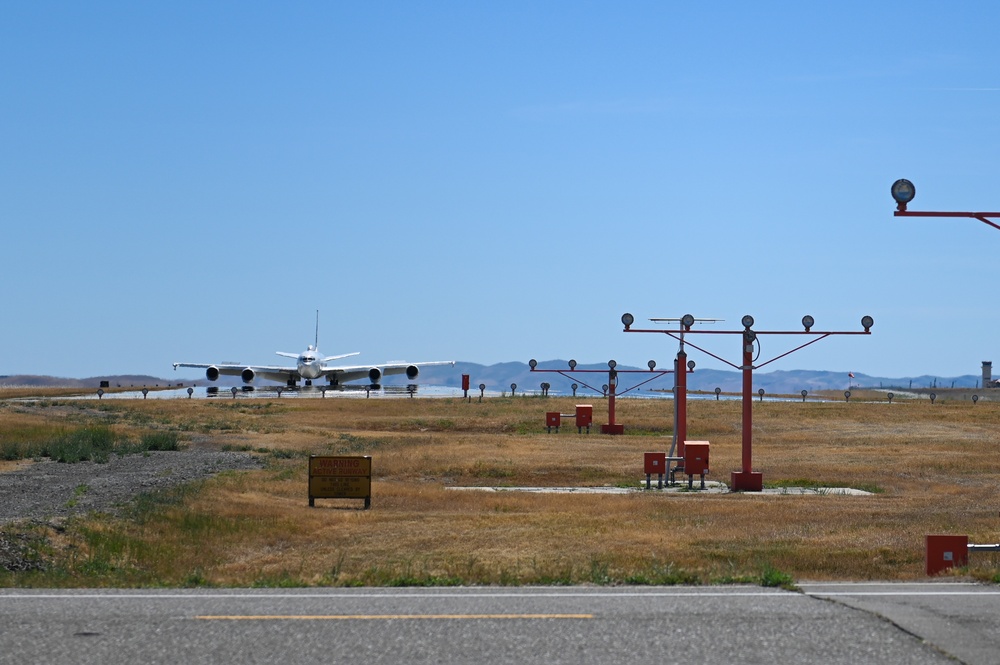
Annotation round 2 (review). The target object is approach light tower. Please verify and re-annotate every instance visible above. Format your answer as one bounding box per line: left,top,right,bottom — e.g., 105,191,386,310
528,358,678,434
621,313,874,491
892,179,1000,232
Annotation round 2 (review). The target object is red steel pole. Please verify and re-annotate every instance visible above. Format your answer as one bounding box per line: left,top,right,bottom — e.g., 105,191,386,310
676,349,688,457
608,370,616,426
731,331,763,491
741,339,752,474
601,369,625,434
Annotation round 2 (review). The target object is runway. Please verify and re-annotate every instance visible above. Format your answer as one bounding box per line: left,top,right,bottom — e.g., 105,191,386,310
2,584,995,664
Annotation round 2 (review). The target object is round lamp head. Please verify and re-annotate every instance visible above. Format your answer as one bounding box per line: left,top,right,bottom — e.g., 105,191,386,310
687,360,696,371
608,359,617,369
802,315,814,331
568,359,577,370
741,315,755,329
891,179,916,210
861,315,874,332
529,358,538,369
681,313,695,328
647,360,656,370
621,312,634,329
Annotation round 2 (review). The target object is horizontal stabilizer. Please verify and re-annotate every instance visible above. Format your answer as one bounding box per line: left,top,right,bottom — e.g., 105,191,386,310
323,352,360,363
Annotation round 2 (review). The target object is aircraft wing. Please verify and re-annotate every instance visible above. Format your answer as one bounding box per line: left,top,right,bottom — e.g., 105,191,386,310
172,362,300,384
380,360,456,376
322,360,455,385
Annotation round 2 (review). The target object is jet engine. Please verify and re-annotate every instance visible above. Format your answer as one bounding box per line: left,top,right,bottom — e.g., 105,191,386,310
241,368,256,384
206,366,220,381
368,367,383,386
406,365,419,380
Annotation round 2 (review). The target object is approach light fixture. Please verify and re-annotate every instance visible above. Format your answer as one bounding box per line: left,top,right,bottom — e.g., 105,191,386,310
647,360,656,370
681,314,695,328
608,359,617,369
802,315,814,332
891,179,916,211
568,359,577,370
529,359,538,370
687,360,696,371
621,313,635,329
861,315,874,332
741,315,755,329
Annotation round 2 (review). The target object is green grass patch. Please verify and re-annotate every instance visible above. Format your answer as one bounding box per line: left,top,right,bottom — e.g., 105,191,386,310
760,565,797,590
0,425,186,464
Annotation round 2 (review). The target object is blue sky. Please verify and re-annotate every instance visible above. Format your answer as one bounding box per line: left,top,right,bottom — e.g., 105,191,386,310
3,2,999,380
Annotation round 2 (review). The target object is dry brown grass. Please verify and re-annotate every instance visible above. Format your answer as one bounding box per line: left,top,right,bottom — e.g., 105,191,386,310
2,392,999,586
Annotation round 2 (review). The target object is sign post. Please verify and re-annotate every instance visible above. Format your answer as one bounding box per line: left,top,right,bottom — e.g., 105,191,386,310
309,455,372,509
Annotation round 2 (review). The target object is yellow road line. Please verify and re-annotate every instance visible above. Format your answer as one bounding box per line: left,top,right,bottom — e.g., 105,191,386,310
197,614,593,621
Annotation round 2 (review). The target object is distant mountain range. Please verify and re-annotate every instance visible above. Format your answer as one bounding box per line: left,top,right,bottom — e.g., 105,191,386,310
1,361,993,395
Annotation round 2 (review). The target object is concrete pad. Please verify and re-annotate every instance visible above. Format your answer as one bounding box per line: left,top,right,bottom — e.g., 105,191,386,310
446,482,872,496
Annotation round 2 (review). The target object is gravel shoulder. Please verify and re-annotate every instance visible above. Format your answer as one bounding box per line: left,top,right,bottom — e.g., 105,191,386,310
0,448,263,523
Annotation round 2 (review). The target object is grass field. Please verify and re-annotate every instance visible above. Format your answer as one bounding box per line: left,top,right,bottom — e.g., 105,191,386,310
1,389,999,587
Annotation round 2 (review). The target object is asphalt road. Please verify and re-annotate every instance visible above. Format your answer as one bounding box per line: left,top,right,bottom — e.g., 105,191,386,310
0,584,995,664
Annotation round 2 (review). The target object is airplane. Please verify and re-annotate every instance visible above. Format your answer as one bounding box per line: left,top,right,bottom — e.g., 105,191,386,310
172,312,455,389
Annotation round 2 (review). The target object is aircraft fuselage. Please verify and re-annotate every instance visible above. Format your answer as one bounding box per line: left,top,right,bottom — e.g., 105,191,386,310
297,346,324,380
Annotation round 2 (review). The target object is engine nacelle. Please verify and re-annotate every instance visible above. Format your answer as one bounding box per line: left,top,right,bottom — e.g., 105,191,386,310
368,367,383,384
241,368,255,384
406,365,419,380
206,366,220,382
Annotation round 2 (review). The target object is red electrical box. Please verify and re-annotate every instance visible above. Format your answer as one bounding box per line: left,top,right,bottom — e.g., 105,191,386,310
575,405,593,430
546,412,561,429
462,374,470,391
684,441,710,476
644,452,666,475
925,534,968,576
